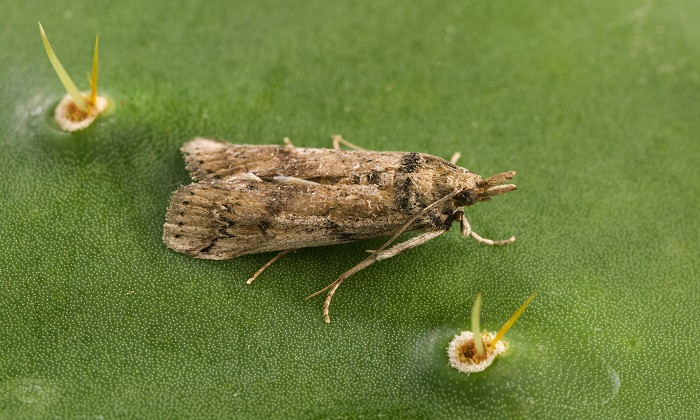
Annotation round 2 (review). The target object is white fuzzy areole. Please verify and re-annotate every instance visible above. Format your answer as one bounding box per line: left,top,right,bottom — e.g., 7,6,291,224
54,93,108,132
447,330,508,374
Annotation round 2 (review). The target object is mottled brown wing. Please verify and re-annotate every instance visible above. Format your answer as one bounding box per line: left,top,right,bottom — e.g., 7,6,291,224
181,137,407,186
163,179,418,260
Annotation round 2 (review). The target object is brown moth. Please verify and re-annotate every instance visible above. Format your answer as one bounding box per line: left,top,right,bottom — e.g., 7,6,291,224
163,135,517,323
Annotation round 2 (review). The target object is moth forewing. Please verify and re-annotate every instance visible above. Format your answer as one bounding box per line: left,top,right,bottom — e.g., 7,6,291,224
163,137,517,322
164,179,413,259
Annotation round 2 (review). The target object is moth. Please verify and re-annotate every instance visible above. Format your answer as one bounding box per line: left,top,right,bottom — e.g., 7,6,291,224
163,135,517,323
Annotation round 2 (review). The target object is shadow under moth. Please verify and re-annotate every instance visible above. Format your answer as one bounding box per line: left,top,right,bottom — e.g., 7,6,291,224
163,136,517,323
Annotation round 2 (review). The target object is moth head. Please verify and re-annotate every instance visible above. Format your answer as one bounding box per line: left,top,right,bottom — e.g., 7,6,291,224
454,170,516,207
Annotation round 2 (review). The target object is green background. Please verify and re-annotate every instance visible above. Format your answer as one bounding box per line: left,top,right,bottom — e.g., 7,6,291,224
1,0,698,417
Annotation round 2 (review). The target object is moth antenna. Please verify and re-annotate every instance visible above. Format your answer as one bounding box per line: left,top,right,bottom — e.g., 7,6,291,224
90,34,98,107
488,292,537,350
304,283,332,300
312,190,459,300
306,191,461,318
373,189,461,254
38,22,89,112
471,293,485,356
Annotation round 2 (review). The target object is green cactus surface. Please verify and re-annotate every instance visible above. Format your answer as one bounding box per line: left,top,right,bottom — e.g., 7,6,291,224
1,1,698,417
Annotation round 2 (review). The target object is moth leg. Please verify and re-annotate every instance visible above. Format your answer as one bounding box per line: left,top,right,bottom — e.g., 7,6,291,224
450,152,461,165
283,137,295,147
246,249,295,285
311,229,445,323
332,134,365,151
459,211,515,246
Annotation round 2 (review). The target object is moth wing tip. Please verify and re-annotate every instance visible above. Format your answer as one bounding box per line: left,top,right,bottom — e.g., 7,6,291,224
182,137,228,154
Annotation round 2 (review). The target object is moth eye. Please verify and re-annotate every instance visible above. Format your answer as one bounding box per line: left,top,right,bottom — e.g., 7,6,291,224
455,190,478,206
